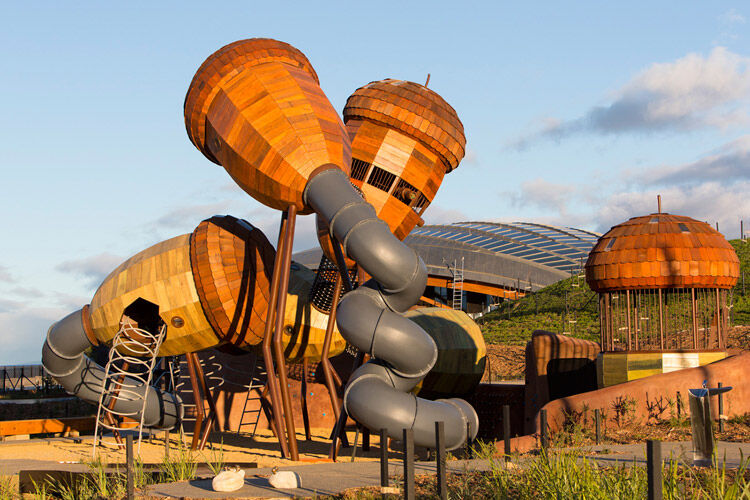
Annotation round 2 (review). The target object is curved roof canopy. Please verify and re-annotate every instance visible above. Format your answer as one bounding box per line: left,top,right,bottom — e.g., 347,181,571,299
585,213,739,292
405,222,600,292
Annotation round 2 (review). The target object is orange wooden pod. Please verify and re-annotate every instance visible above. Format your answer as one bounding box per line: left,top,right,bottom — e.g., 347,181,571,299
184,38,351,213
89,234,221,357
585,213,740,291
343,79,466,240
190,215,277,348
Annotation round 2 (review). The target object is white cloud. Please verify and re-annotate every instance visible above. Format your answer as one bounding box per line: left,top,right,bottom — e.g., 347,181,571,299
0,306,67,365
55,252,124,290
421,205,469,226
505,136,750,239
719,9,746,25
509,178,576,214
0,266,15,284
512,47,750,147
636,134,750,186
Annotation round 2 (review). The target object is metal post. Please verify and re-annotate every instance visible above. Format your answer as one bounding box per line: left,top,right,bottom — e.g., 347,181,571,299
379,428,388,490
691,288,698,349
272,205,299,461
403,428,414,500
595,409,601,445
718,382,725,433
164,430,169,460
464,421,473,458
503,405,511,461
658,289,665,350
436,422,447,500
676,391,682,420
126,433,134,500
647,440,663,500
626,290,632,350
540,409,548,449
301,358,311,441
350,426,360,462
362,428,370,452
261,211,291,459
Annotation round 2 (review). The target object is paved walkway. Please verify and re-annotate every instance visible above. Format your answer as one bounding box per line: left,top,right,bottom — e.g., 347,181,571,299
4,441,750,498
144,459,491,499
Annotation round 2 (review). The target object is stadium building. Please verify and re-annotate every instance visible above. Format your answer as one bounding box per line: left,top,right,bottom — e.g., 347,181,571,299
294,221,600,316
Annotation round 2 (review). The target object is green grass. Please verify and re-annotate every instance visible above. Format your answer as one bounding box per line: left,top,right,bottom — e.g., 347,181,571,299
332,447,750,499
479,238,750,347
479,274,599,345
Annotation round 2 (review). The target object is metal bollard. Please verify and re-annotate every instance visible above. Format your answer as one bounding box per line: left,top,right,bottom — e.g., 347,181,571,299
540,409,549,450
403,428,415,500
594,408,601,445
379,428,388,490
435,422,447,500
647,440,663,500
126,434,134,500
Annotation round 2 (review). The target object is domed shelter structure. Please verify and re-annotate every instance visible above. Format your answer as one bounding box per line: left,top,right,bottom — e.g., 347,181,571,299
585,212,739,386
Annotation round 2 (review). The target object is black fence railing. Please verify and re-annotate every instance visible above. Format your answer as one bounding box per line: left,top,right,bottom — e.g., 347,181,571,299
0,364,62,393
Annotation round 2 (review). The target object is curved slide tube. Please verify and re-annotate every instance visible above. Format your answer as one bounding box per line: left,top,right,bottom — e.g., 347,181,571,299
42,309,181,429
304,168,478,450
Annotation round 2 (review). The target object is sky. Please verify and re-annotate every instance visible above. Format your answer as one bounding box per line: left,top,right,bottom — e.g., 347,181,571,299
1,2,750,364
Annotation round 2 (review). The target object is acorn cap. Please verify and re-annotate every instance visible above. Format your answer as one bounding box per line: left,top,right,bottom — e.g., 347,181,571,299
343,79,465,172
585,213,740,292
184,38,319,165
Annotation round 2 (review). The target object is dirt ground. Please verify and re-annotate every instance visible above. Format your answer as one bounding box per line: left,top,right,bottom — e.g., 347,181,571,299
0,427,380,471
482,344,525,381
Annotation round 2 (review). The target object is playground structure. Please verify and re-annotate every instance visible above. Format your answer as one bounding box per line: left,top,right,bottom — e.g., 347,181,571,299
42,38,479,459
37,37,750,462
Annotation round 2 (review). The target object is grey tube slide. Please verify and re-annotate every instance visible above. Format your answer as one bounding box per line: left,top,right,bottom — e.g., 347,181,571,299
42,309,181,429
304,167,479,450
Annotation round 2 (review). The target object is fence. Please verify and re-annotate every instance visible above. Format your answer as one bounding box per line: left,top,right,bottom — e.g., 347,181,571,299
0,364,62,393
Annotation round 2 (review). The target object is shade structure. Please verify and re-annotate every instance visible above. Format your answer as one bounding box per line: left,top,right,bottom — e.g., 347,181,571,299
184,38,351,213
585,213,739,291
585,213,739,352
343,79,465,240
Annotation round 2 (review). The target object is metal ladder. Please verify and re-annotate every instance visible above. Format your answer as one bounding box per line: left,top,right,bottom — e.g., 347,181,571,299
237,355,266,436
448,257,464,310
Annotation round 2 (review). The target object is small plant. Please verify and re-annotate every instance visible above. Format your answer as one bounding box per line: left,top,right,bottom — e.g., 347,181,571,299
0,476,16,500
645,393,670,423
160,438,197,482
611,395,637,427
203,439,226,476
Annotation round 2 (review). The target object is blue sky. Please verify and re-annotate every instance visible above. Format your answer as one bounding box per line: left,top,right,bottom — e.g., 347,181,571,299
2,2,749,364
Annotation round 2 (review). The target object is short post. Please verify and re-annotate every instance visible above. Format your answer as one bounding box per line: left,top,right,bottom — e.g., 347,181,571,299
647,440,663,500
594,409,601,445
362,427,370,452
350,426,360,462
689,388,714,466
126,433,134,500
380,429,388,490
164,430,169,460
718,382,725,433
465,422,473,458
540,409,549,450
435,422,447,500
676,391,681,419
403,428,415,500
503,405,511,461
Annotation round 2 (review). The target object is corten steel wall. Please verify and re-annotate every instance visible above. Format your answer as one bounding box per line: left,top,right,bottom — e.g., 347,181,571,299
532,352,750,436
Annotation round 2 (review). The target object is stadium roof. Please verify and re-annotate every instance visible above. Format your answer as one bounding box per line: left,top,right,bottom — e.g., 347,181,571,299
294,221,600,296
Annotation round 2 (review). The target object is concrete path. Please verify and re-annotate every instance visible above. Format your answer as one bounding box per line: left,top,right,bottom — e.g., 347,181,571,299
144,459,491,499
578,441,750,469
